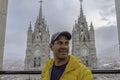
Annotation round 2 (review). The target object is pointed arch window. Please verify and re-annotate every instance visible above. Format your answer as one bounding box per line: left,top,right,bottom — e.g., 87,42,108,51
81,22,84,25
38,57,41,67
83,37,86,41
34,49,41,67
86,60,88,66
34,57,36,67
38,22,41,25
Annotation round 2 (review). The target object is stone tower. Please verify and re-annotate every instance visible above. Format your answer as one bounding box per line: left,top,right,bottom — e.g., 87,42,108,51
24,0,50,80
115,0,120,53
72,0,97,69
0,0,8,71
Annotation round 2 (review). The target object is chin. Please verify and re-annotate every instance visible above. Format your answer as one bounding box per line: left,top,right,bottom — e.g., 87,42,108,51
59,54,68,59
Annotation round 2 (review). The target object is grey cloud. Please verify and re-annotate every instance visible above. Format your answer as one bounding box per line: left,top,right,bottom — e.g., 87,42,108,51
97,0,115,19
99,6,115,17
7,0,41,31
4,29,27,59
101,17,109,21
95,24,118,54
92,0,115,19
43,0,79,33
5,30,27,45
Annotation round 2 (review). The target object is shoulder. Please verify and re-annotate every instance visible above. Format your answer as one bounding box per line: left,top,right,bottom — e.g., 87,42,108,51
69,55,83,64
69,55,92,74
44,58,54,66
67,55,94,79
42,58,54,70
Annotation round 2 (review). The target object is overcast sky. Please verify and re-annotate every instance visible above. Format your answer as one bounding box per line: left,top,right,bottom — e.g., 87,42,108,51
4,0,119,60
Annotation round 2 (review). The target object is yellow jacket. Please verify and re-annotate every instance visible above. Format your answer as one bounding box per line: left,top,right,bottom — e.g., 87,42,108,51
40,55,94,80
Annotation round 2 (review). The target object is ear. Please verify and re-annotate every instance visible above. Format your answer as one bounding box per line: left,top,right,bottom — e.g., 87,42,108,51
49,44,53,50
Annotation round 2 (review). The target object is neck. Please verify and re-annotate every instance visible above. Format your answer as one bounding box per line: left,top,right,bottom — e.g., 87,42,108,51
54,56,69,66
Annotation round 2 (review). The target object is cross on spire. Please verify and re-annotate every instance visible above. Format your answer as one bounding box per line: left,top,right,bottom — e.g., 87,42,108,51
79,0,83,5
80,0,83,3
40,0,43,6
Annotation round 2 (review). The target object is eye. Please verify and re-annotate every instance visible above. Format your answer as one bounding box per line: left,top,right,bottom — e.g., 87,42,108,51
58,41,62,45
65,42,69,45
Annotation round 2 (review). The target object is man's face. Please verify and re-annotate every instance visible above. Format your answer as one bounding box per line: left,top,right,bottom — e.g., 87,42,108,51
50,35,69,60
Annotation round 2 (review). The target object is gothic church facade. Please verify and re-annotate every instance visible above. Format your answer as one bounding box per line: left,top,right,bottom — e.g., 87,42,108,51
24,1,50,80
72,1,97,69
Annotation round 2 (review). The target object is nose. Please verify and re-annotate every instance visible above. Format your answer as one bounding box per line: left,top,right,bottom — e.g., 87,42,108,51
61,43,68,49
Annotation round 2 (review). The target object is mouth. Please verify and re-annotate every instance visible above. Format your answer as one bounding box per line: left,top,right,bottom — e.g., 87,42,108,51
59,49,68,54
59,51,68,54
60,50,67,52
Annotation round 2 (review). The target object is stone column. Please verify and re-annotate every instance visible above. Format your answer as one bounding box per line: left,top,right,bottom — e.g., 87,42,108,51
115,0,120,53
0,0,8,72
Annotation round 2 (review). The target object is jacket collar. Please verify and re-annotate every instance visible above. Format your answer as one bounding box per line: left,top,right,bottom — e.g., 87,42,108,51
48,55,82,73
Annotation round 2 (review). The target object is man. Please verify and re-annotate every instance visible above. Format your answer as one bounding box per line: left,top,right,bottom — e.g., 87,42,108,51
40,31,94,80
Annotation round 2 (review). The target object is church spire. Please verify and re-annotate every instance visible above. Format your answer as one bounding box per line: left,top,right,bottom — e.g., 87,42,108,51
29,21,32,30
90,22,94,33
79,0,84,19
39,0,43,20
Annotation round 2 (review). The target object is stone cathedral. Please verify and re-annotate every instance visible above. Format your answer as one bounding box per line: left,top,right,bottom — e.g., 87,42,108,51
24,1,50,80
72,0,97,69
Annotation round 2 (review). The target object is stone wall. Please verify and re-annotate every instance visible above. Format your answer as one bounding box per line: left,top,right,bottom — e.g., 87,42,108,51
0,0,8,70
115,0,120,53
